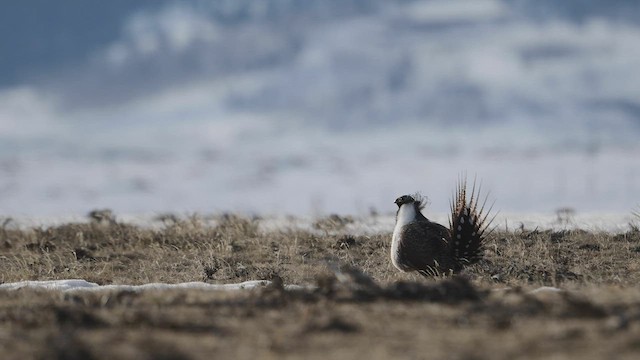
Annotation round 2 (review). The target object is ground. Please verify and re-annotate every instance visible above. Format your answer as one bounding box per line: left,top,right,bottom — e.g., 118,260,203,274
1,214,640,359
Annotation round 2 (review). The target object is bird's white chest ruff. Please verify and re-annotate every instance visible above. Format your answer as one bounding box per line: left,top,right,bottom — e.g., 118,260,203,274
391,204,417,271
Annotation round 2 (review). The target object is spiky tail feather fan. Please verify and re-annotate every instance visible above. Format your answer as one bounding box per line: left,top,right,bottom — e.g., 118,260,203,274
449,177,496,267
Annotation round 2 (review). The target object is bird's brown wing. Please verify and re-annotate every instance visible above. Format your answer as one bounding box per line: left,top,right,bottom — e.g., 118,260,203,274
397,220,452,274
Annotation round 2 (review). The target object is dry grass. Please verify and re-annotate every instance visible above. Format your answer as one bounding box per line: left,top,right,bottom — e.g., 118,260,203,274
2,214,640,359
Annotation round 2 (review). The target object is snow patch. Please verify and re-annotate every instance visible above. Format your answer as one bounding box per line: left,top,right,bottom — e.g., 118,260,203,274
0,279,275,292
2,211,636,234
529,286,563,294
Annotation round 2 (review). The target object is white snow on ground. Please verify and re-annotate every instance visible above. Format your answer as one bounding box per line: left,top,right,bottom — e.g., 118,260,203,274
0,278,561,295
3,212,637,234
0,278,560,294
0,279,275,292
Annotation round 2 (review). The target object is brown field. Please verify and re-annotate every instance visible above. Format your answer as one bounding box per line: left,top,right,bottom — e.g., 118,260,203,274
1,214,640,359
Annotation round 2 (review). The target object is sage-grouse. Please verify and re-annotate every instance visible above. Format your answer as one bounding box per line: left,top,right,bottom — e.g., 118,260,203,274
391,179,494,276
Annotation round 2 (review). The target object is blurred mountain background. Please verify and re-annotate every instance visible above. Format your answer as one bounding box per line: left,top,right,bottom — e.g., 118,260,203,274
0,0,639,216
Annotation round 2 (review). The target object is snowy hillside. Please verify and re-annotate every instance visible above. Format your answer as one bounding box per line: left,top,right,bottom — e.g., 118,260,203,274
0,0,639,216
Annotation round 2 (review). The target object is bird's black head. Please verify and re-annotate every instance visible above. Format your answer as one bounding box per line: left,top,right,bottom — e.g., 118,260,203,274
394,193,427,210
394,195,415,208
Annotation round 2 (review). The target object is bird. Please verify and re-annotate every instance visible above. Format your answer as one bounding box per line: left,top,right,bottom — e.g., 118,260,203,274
391,178,495,276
